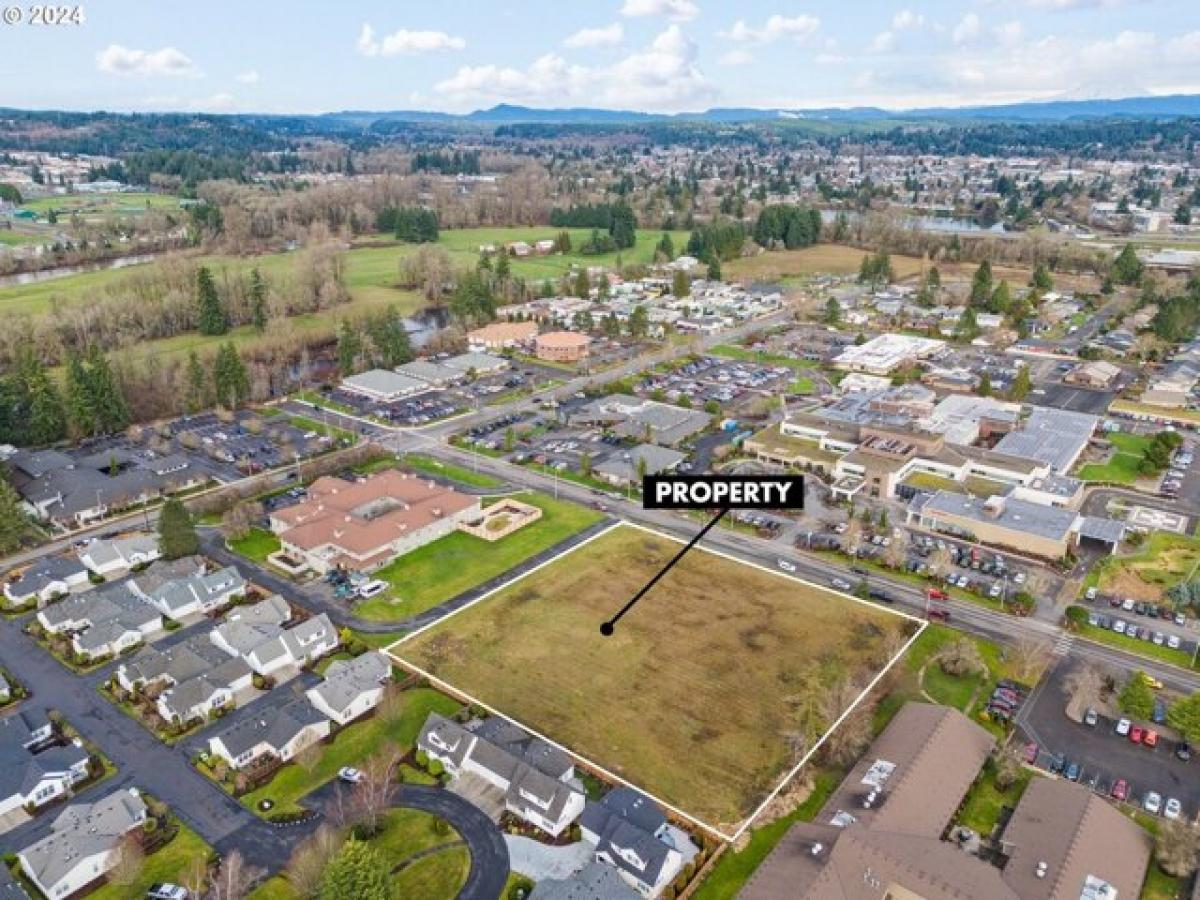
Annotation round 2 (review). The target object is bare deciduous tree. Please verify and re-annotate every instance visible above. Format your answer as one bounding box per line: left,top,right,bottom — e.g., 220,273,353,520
208,849,262,900
1010,638,1052,684
1062,663,1106,719
284,824,345,898
108,833,145,887
349,750,401,837
935,638,987,678
1155,820,1200,878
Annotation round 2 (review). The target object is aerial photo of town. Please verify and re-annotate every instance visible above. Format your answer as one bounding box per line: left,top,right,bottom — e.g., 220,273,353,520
2,2,1200,899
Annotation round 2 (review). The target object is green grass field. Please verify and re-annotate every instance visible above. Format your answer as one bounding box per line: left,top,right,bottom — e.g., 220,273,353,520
955,762,1034,837
1077,432,1151,484
1085,531,1200,603
397,453,502,488
241,687,460,816
228,528,281,563
396,524,912,827
89,824,209,900
354,493,603,622
390,845,470,899
709,344,817,371
19,191,182,217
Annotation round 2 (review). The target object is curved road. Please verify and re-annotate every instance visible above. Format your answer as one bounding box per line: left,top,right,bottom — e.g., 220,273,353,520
399,784,511,900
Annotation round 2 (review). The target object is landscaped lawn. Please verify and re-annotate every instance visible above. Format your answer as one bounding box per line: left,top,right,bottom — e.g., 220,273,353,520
789,377,816,394
249,877,299,900
1139,862,1186,900
395,524,915,828
241,688,461,816
288,414,356,445
353,492,604,622
89,824,209,900
373,808,456,862
389,845,470,899
397,453,502,489
1086,531,1200,603
1078,432,1151,484
228,528,281,563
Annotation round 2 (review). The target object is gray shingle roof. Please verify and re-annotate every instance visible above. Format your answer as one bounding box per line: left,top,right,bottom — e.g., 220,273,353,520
212,696,327,759
19,790,146,893
307,651,390,716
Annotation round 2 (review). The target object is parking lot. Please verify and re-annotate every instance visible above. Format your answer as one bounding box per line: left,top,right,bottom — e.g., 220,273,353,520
635,354,793,408
1031,368,1118,416
1019,660,1200,824
1080,594,1198,655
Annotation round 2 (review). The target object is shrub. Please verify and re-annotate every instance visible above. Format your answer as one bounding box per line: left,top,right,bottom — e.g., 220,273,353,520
415,749,429,767
428,758,444,777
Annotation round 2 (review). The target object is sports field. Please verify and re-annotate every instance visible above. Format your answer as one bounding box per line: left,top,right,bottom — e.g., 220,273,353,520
391,524,917,831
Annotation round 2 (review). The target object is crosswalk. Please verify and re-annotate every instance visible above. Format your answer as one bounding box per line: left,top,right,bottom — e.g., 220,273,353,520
1053,632,1076,656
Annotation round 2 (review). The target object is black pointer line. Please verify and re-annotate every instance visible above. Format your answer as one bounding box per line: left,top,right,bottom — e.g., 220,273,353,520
600,508,730,636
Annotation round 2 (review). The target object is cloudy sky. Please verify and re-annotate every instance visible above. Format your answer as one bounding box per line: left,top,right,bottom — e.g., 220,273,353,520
1,0,1198,114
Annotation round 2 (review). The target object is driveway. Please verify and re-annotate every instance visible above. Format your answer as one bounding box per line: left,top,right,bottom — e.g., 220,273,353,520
505,834,592,880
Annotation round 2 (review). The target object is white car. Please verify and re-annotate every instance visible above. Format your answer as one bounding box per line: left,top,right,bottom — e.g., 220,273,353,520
1143,792,1162,815
1115,718,1132,736
1164,798,1183,820
1014,572,1027,586
831,577,852,592
147,886,188,900
989,584,1002,599
338,767,363,784
778,559,797,573
1122,598,1135,612
1084,586,1097,601
1167,634,1182,650
357,579,388,599
1113,620,1127,634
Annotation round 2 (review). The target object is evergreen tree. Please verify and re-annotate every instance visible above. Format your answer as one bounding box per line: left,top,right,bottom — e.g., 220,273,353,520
824,297,841,325
1030,262,1053,292
1112,244,1144,285
978,372,992,396
213,343,250,409
19,351,66,446
969,261,994,307
988,280,1012,315
706,257,722,281
1118,672,1155,720
196,266,228,336
85,345,129,434
185,350,208,414
573,269,590,298
656,232,675,261
158,498,199,560
955,307,980,341
366,307,414,368
318,840,390,900
671,269,690,298
628,305,650,339
249,268,268,332
1009,364,1032,401
337,321,362,377
63,351,96,438
0,475,31,554
449,270,497,325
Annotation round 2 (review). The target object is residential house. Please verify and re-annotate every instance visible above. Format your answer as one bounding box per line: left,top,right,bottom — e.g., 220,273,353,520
37,585,163,660
17,789,148,899
77,535,160,577
305,651,392,725
117,631,254,725
418,713,585,837
4,556,91,607
139,566,246,619
0,711,89,818
529,862,640,900
207,695,330,770
581,788,692,898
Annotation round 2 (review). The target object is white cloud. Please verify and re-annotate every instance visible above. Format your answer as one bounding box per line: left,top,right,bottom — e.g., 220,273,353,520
724,14,821,45
993,21,1024,46
870,31,895,53
1021,0,1126,8
96,45,201,78
435,25,714,112
952,13,983,44
564,23,624,48
892,10,925,30
357,23,465,57
1165,31,1200,60
719,48,755,66
234,69,259,84
620,0,699,23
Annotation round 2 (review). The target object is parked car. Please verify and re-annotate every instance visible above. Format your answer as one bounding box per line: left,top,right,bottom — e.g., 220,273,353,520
1085,586,1098,601
1111,779,1129,801
1143,792,1163,815
1130,725,1145,744
357,579,388,599
1164,798,1183,820
830,577,852,591
778,559,797,573
337,767,363,784
1115,718,1132,736
1084,708,1098,727
1175,741,1191,762
1065,761,1081,782
147,887,188,900
1024,741,1039,764
1144,729,1159,748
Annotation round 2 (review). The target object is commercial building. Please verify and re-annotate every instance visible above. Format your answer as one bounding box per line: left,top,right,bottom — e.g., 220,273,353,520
833,334,945,375
535,330,591,362
742,702,1151,900
339,368,428,402
268,469,481,574
570,395,711,447
994,408,1098,474
467,320,539,351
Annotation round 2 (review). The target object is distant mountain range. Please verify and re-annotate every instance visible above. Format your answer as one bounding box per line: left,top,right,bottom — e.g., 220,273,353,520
322,94,1200,127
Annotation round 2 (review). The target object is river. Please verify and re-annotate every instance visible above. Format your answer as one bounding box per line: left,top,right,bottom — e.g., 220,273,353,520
0,253,160,289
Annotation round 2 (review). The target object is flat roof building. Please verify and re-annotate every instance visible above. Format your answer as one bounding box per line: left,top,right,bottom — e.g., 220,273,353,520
340,368,428,402
535,330,591,363
833,334,945,375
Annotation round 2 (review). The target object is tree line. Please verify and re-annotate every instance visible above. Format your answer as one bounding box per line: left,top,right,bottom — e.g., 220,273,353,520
752,203,822,250
375,206,439,243
411,150,480,175
548,202,637,249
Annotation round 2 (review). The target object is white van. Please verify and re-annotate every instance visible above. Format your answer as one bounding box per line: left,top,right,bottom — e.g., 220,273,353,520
357,579,388,599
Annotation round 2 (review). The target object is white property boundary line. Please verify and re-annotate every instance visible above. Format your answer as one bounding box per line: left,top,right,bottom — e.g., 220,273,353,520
385,520,925,843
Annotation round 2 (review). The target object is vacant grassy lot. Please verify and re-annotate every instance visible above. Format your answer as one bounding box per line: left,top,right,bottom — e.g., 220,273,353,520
241,687,459,816
725,243,1030,286
355,493,603,621
1077,432,1151,484
395,525,913,828
398,453,502,489
709,344,817,371
1087,531,1200,603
